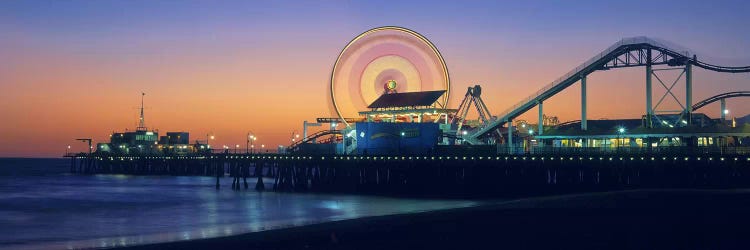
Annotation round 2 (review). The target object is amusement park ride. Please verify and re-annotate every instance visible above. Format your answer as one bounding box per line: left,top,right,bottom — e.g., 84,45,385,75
286,26,750,155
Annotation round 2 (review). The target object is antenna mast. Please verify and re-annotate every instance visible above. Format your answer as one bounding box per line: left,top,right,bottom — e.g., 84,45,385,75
137,92,147,131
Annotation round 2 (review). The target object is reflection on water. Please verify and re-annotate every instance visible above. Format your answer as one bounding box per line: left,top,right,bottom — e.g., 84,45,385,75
0,159,480,249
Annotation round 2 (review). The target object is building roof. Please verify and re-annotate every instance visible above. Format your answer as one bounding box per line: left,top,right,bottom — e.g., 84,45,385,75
553,119,643,134
367,90,446,109
358,108,457,116
536,115,750,138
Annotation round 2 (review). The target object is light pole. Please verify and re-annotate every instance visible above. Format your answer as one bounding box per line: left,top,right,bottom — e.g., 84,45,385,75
527,129,534,152
247,132,257,154
617,127,626,149
291,131,300,144
66,145,71,155
235,144,239,154
206,133,214,152
250,131,256,153
399,131,405,155
261,144,265,153
76,138,92,155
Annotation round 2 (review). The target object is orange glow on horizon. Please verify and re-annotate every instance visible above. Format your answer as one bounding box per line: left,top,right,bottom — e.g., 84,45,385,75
2,24,748,157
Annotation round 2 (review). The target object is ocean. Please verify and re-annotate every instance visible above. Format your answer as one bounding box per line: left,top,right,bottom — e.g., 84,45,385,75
0,158,480,249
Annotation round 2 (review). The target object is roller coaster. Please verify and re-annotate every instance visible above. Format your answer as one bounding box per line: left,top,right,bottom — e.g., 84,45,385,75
287,129,341,153
692,91,750,111
465,36,750,144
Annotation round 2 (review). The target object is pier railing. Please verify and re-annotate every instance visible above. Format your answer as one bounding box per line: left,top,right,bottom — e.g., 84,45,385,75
64,146,750,159
505,146,750,156
66,149,750,197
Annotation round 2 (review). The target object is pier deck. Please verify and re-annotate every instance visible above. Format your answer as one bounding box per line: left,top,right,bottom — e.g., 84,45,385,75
66,152,750,197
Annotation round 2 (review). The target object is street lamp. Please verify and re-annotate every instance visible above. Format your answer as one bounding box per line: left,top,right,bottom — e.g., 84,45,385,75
247,132,257,154
261,144,265,153
235,144,239,154
206,133,215,151
291,131,300,143
66,145,71,155
251,131,255,153
617,127,626,148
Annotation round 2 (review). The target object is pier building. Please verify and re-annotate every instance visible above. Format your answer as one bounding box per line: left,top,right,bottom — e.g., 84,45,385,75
93,94,204,155
347,88,454,155
529,116,750,152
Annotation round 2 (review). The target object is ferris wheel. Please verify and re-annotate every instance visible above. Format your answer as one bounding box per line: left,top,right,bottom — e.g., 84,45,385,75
330,26,451,127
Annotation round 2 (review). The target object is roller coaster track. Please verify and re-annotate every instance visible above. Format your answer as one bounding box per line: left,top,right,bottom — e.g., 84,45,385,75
692,91,750,111
692,61,750,73
554,120,582,128
466,36,750,144
287,130,341,152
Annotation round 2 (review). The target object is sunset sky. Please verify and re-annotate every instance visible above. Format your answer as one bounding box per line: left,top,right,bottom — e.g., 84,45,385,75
2,0,750,157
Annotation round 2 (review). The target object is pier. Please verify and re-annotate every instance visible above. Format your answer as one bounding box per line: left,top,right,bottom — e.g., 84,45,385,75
63,30,750,198
67,149,750,197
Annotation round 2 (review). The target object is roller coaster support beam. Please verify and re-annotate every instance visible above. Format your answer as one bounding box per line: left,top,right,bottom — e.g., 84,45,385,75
646,49,653,128
721,98,727,120
685,63,693,124
581,75,587,131
538,101,543,136
507,118,513,154
303,121,309,141
303,120,322,141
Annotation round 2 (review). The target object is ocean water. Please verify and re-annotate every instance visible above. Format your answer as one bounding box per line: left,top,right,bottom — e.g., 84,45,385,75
0,158,480,249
